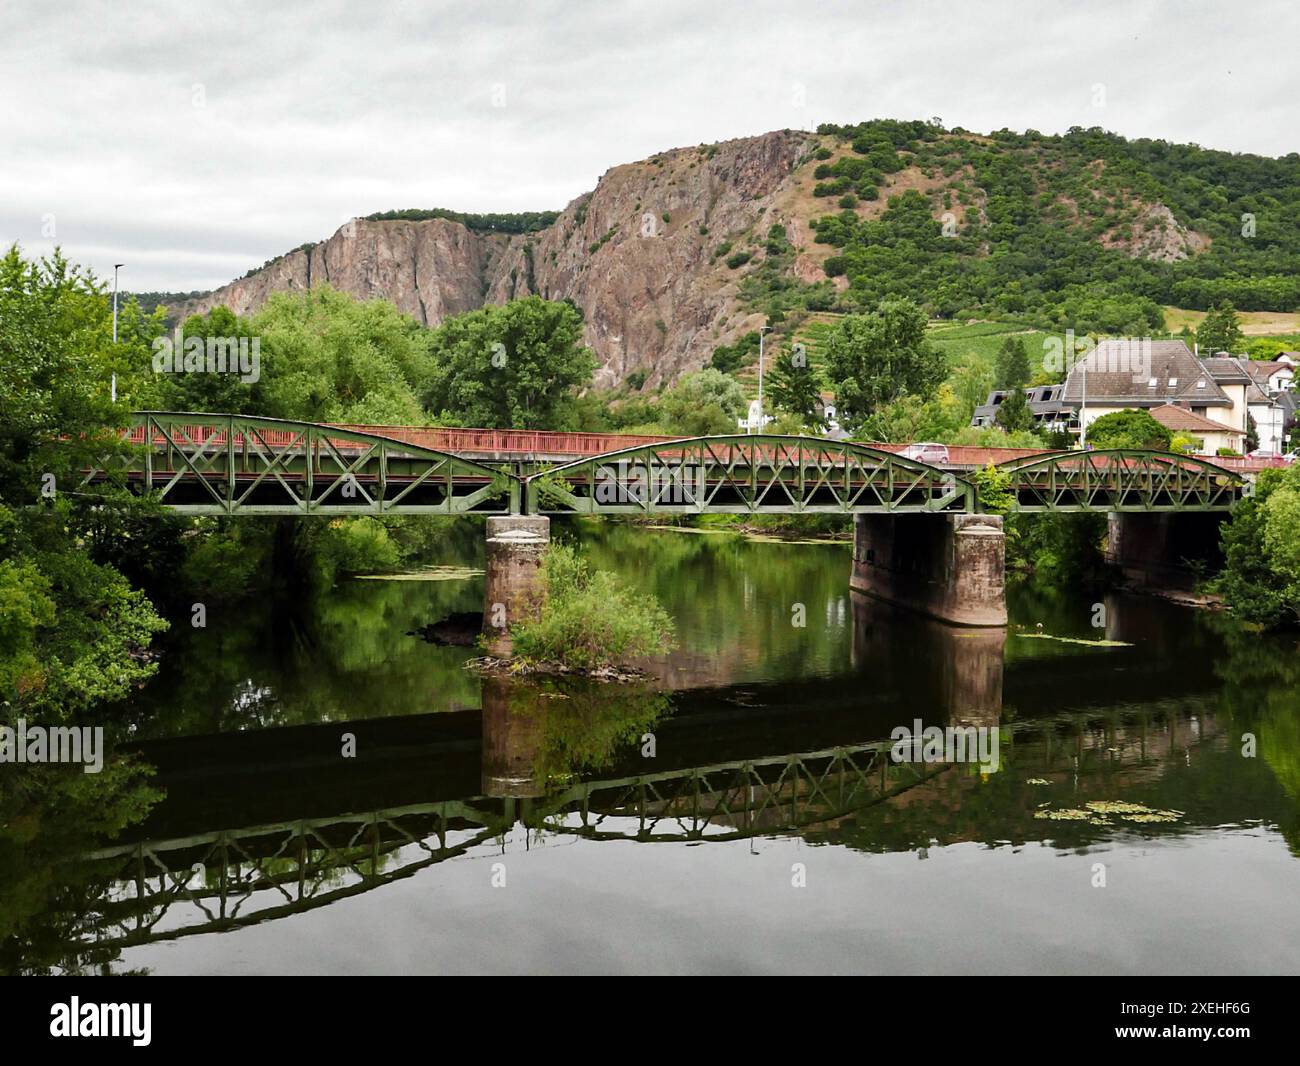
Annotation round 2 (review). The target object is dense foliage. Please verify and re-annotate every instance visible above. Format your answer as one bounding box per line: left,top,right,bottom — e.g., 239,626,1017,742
423,295,596,428
802,119,1300,331
363,208,559,233
1085,409,1173,451
0,247,169,721
508,543,675,670
1212,464,1300,627
821,299,947,429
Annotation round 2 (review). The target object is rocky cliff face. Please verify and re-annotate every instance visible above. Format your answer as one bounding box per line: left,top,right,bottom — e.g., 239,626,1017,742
173,126,1214,389
176,216,510,324
175,130,818,388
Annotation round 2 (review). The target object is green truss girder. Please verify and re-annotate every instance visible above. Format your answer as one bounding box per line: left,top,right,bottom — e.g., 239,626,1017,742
992,448,1245,512
523,434,976,515
84,418,1246,517
86,412,519,515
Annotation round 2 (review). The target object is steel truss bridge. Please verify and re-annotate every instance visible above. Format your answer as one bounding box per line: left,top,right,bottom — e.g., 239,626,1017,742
70,705,1213,951
79,412,1249,516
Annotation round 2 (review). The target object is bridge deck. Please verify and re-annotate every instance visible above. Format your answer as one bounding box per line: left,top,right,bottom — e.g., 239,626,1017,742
76,413,1258,515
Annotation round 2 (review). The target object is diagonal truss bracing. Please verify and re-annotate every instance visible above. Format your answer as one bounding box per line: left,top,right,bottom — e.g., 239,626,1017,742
84,412,519,515
524,434,975,515
994,449,1245,512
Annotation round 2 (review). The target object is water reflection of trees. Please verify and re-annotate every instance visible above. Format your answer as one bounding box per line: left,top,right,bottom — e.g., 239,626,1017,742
118,569,485,737
570,522,857,686
481,674,671,795
0,760,161,975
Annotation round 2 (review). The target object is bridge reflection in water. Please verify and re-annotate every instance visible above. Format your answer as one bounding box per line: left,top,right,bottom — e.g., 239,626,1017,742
74,597,1225,953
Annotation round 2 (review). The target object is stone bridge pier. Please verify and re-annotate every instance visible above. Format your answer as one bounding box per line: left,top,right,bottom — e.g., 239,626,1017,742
482,515,550,657
1105,512,1226,592
851,513,1007,627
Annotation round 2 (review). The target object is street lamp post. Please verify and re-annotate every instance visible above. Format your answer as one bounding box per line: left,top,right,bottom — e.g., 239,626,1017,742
757,325,773,433
112,264,124,342
1079,356,1088,450
111,264,124,403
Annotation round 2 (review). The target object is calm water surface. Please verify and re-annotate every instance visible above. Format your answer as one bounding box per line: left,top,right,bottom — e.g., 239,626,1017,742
6,520,1300,975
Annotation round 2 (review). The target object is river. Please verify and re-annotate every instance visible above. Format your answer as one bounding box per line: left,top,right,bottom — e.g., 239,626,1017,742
5,520,1299,975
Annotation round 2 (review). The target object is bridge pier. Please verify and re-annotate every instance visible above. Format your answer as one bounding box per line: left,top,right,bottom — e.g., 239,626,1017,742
482,516,550,657
851,513,1007,627
481,676,546,798
1105,512,1225,593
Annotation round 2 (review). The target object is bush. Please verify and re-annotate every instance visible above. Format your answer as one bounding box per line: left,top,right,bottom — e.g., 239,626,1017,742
725,251,752,269
1085,409,1172,451
315,518,401,581
509,544,675,670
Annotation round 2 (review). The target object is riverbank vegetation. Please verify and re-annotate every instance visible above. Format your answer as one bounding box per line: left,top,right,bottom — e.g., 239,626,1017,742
5,233,1298,738
504,543,675,672
1211,464,1300,627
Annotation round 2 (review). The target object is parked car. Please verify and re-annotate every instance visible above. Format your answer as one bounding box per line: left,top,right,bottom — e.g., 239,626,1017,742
900,442,951,464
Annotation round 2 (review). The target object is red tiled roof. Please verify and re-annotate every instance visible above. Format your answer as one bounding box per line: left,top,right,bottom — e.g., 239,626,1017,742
1148,404,1244,436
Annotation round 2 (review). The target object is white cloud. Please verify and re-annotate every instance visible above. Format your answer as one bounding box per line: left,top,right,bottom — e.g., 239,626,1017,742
1,0,1295,291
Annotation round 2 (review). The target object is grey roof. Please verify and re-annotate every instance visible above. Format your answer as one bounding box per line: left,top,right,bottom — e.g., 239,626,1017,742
971,384,1067,426
1201,357,1252,385
1061,339,1230,407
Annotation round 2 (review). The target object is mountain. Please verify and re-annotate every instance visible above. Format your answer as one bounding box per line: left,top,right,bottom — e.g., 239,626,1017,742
168,120,1300,387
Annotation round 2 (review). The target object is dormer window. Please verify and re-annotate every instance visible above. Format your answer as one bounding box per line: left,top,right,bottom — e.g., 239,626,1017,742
1168,377,1178,387
1196,379,1206,389
1148,377,1158,388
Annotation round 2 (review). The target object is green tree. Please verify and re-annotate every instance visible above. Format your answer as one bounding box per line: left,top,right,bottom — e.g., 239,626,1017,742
1196,301,1244,355
822,299,947,426
423,296,596,428
1210,464,1300,626
251,286,431,424
766,347,823,424
995,386,1032,432
156,305,260,414
994,336,1031,390
1085,409,1172,451
657,368,748,435
0,246,168,720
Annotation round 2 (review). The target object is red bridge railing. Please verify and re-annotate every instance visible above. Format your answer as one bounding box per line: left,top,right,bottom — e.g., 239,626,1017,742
120,419,1288,473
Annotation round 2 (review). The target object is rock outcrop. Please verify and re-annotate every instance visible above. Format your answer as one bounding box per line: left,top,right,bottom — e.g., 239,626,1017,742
174,130,818,388
171,127,1214,388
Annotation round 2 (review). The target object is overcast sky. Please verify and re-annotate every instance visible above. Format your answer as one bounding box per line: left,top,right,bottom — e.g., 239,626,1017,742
2,0,1296,293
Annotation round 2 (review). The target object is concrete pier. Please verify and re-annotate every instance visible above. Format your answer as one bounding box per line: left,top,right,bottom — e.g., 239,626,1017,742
851,513,1007,627
480,676,546,798
1105,512,1225,592
482,515,550,657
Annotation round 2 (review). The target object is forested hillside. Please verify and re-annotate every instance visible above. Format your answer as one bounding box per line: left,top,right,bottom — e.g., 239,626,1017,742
157,120,1300,387
801,119,1300,331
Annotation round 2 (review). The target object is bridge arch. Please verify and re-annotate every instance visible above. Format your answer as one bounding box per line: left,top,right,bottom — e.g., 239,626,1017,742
88,412,520,515
523,434,975,515
991,448,1246,511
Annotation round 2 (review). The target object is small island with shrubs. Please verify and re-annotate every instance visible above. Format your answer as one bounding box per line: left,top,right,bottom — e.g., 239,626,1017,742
469,542,676,681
